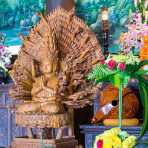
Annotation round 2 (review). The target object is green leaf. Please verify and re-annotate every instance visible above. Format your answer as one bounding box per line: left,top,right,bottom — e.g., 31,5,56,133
139,82,148,138
135,69,148,76
136,60,148,71
87,64,117,84
113,73,121,88
123,75,130,88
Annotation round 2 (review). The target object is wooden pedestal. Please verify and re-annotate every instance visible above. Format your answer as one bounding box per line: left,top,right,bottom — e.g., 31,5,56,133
11,137,78,148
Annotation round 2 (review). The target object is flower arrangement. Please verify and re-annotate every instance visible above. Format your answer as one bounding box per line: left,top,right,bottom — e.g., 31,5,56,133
88,1,148,147
89,4,148,145
119,12,148,55
88,51,148,132
0,44,12,84
93,127,137,148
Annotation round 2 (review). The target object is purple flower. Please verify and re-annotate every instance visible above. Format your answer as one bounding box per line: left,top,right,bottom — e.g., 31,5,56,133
124,48,131,54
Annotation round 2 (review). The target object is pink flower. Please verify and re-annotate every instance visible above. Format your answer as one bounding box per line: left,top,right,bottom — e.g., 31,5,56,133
124,48,131,54
97,139,103,148
0,45,3,48
107,59,116,70
0,45,5,56
127,24,137,31
0,45,4,51
100,60,105,65
118,63,126,71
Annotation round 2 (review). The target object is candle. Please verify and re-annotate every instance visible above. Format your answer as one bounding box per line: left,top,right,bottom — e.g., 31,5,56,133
101,7,109,21
101,7,109,55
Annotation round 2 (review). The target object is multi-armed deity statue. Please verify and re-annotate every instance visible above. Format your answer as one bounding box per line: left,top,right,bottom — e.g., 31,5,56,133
9,7,104,139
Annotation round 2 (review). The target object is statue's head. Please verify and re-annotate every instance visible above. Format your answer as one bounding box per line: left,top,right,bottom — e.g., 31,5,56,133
39,26,60,75
40,59,54,74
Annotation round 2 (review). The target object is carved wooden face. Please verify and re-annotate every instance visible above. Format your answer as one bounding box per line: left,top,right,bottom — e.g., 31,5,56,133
40,60,53,74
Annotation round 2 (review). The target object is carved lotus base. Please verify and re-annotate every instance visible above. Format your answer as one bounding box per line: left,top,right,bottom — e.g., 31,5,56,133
15,112,68,128
11,137,78,148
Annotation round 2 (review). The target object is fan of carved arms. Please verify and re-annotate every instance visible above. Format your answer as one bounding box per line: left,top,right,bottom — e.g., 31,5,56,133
9,7,103,138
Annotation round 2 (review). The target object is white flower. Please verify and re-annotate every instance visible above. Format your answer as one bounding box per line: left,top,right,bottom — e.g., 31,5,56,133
134,0,138,7
0,45,12,70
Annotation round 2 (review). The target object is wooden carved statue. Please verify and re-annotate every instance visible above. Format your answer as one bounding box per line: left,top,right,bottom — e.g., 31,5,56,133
9,7,103,139
92,84,140,126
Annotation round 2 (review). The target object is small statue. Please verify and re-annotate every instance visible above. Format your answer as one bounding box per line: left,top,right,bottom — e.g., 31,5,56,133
92,84,140,126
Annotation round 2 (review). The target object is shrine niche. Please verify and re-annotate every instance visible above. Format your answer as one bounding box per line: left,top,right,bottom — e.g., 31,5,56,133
9,7,103,147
